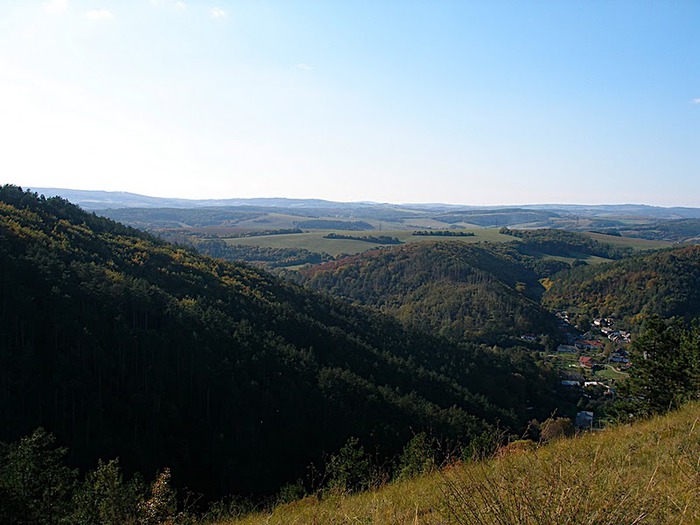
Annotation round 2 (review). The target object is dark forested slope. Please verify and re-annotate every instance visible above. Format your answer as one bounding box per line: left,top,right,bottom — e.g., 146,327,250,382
0,186,558,499
297,242,560,343
543,245,700,325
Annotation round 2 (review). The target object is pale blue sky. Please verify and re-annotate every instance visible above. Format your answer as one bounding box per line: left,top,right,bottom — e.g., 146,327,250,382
1,1,698,205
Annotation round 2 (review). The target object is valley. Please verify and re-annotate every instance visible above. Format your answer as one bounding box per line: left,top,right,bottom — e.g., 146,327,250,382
4,2,698,522
1,186,698,523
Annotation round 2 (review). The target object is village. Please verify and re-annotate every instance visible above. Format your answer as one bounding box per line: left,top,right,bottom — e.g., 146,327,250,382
523,312,634,430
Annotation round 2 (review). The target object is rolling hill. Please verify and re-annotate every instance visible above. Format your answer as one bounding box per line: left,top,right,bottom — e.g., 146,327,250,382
297,242,561,343
0,186,560,500
543,245,700,326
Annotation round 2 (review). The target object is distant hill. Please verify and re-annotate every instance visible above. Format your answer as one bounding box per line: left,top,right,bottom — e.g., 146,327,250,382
297,242,561,343
522,203,700,219
0,186,560,499
543,245,700,325
611,218,700,243
31,187,700,222
20,188,700,249
31,188,360,210
501,228,634,259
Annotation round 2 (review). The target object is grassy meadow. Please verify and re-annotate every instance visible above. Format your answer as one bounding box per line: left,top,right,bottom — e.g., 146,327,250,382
225,229,515,257
584,232,673,251
215,401,700,524
222,228,667,262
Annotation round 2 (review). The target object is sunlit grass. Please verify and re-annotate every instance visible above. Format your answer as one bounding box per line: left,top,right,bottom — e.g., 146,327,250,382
216,402,700,524
224,229,514,257
584,232,672,251
221,229,658,263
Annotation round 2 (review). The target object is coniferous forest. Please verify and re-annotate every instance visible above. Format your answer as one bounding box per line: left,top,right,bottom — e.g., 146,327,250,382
0,186,561,503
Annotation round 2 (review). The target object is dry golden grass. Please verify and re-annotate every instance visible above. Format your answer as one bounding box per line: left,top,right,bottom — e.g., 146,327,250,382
217,402,700,525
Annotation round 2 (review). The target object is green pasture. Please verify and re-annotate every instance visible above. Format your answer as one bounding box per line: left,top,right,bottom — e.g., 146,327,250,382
593,365,630,381
230,213,409,232
222,227,670,262
584,232,672,250
543,253,613,266
224,229,513,257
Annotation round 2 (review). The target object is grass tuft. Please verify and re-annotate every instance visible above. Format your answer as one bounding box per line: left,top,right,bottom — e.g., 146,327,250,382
218,402,700,524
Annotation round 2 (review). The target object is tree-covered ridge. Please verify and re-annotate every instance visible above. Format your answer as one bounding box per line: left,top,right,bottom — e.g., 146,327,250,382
96,206,265,229
580,218,700,243
434,208,559,227
295,219,374,230
543,245,700,325
157,232,333,268
0,186,559,500
501,227,634,260
298,242,560,343
323,233,402,244
412,230,475,237
618,218,700,243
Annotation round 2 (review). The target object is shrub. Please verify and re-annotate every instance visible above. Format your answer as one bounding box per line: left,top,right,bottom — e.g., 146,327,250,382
462,429,503,462
0,428,77,524
138,468,177,525
395,432,436,481
72,458,145,525
324,437,373,494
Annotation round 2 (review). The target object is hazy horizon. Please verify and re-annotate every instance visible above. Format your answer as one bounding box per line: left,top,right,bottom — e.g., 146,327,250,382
2,1,698,206
24,185,700,210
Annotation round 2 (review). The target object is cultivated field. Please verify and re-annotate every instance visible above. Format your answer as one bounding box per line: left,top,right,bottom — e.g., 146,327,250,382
222,228,669,261
223,229,513,257
585,232,673,250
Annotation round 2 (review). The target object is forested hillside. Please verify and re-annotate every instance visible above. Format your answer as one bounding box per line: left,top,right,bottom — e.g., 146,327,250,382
160,234,334,268
297,242,561,343
543,245,700,325
0,186,560,500
586,218,700,243
500,228,633,259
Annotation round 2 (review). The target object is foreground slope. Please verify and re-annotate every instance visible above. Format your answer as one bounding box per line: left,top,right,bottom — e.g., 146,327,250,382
0,186,557,499
227,401,700,524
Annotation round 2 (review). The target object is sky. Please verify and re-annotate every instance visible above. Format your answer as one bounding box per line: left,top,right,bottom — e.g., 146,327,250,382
0,1,698,206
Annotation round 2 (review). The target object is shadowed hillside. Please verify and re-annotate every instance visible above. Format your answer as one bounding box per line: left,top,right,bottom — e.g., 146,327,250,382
0,186,560,500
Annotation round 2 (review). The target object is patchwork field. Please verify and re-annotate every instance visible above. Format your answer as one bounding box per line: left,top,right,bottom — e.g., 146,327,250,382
223,229,513,257
585,232,673,250
222,229,669,261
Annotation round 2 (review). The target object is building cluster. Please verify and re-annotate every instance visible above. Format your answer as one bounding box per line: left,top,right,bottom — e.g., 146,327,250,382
548,312,636,429
595,317,632,345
